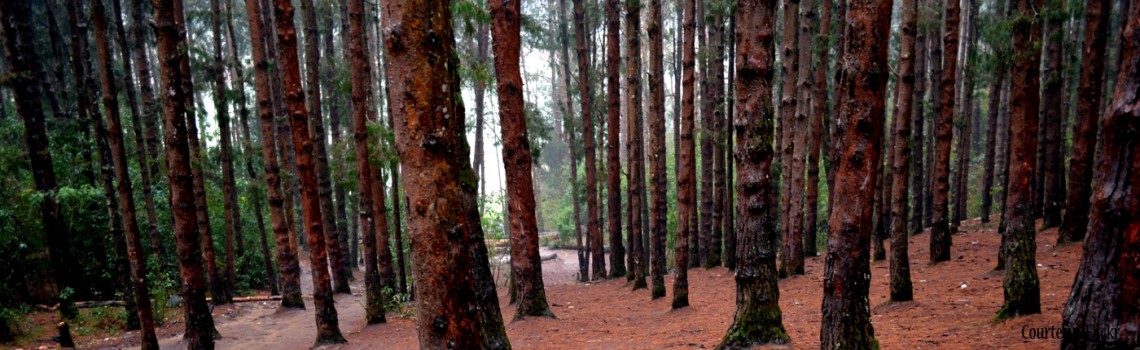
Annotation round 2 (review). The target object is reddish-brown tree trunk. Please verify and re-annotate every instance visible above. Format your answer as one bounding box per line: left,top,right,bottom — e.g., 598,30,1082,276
717,0,790,344
210,0,241,305
1058,0,1112,243
889,0,918,302
695,0,710,268
573,0,605,281
1040,0,1066,228
909,19,928,234
805,0,831,258
346,0,386,324
489,0,555,318
674,0,697,308
128,0,167,263
930,0,960,263
299,0,349,295
89,1,159,345
648,0,668,300
380,0,512,343
151,0,218,346
997,0,1043,318
1061,4,1139,345
981,0,1009,224
244,0,304,308
271,0,347,343
819,0,891,345
625,0,648,289
605,0,627,279
777,0,801,278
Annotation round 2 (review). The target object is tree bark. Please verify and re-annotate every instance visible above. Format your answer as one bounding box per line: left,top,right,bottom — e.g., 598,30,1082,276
211,0,241,305
980,0,1009,224
380,0,512,343
605,0,627,279
573,0,606,281
490,0,555,319
805,0,831,258
710,10,727,269
1040,0,1067,228
625,0,648,289
819,0,891,345
697,0,710,268
717,0,791,344
1058,0,1111,243
1061,4,1139,345
997,0,1043,318
930,0,960,263
724,14,738,270
777,0,801,278
674,0,697,308
323,2,353,276
952,0,979,230
647,0,668,300
889,0,918,302
89,1,159,345
299,0,349,295
271,0,347,343
151,0,218,346
243,0,304,308
1,0,80,321
909,16,927,234
562,0,587,283
347,0,386,324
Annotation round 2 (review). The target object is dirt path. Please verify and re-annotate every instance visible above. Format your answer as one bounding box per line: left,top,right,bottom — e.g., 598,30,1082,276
118,218,1074,349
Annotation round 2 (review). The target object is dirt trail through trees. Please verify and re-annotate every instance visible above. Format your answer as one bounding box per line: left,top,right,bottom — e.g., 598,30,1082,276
115,220,1076,349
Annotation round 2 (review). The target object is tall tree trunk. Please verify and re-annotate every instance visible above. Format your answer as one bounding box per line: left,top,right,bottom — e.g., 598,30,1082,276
490,0,555,318
625,0,648,289
777,0,802,278
1061,4,1139,345
129,0,167,262
924,5,943,230
710,11,727,269
185,73,229,306
0,0,80,321
89,0,159,345
724,14,738,270
474,22,487,209
647,0,668,300
696,0,710,268
889,0,918,302
379,0,512,344
271,0,347,343
930,0,960,263
953,0,979,229
819,0,891,345
717,0,791,344
805,0,831,258
111,0,162,268
981,0,1009,224
299,0,350,295
605,0,627,279
323,2,352,277
1058,0,1111,243
787,0,815,276
228,0,277,293
561,0,587,283
151,0,218,345
909,15,927,234
1040,0,1067,228
244,0,303,308
573,0,605,281
674,0,697,308
997,0,1043,319
347,0,386,324
211,0,241,304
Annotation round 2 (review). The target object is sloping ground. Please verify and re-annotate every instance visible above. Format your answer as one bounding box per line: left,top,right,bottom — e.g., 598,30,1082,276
21,217,1077,349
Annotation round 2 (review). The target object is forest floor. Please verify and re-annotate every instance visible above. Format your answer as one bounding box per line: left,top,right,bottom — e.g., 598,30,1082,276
14,216,1079,349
